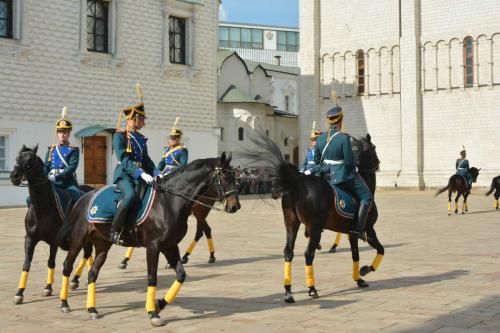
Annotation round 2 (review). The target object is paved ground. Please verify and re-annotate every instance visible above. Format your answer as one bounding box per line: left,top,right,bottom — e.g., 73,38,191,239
0,190,499,333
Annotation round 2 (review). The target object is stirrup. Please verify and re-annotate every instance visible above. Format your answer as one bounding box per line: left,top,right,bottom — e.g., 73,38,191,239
350,230,367,242
110,231,125,245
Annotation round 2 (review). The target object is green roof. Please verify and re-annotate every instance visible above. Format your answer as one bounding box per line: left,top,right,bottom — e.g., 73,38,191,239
219,85,268,104
217,49,298,76
74,125,114,138
176,0,204,6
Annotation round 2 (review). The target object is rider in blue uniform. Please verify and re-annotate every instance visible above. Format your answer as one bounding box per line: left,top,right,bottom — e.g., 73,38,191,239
456,149,472,190
301,129,321,173
109,84,162,245
314,105,373,241
158,118,188,175
44,107,82,204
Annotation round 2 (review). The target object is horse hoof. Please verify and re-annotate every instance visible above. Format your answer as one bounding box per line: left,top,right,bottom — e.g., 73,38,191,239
284,295,295,303
88,312,99,320
359,265,371,277
118,262,127,269
70,281,79,290
208,257,216,264
60,306,71,313
13,295,23,305
329,246,337,253
357,279,369,288
448,213,451,216
181,257,189,264
462,212,465,215
43,289,52,297
150,317,164,327
308,287,319,299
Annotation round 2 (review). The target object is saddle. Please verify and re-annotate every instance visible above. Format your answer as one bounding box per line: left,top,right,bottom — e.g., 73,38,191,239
87,185,156,225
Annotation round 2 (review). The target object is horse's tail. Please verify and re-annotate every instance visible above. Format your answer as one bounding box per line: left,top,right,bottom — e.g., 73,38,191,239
485,179,495,196
435,177,453,197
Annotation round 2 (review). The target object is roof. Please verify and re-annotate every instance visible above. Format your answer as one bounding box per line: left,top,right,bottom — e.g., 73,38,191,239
74,125,114,138
273,110,299,119
219,21,299,31
217,49,298,76
176,0,204,6
219,85,269,105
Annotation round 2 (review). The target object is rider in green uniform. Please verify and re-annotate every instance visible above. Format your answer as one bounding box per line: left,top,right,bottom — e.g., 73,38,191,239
456,149,472,190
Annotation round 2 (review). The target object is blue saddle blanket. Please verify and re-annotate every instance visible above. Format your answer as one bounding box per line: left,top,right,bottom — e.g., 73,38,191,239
331,185,358,219
87,185,156,225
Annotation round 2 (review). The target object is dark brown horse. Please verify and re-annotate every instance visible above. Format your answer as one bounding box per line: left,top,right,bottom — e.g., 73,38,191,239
56,153,240,326
9,145,93,304
247,133,383,303
435,167,480,215
485,175,500,209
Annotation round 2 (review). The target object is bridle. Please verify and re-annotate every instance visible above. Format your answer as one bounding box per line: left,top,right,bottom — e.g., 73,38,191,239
12,152,49,187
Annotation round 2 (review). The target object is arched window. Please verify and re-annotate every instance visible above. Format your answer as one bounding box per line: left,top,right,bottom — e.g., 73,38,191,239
238,127,244,141
463,37,474,86
284,138,288,146
356,50,365,95
284,95,290,111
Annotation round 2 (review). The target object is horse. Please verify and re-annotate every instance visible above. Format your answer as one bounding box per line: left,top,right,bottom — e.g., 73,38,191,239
56,152,240,326
9,145,93,304
485,175,500,209
246,132,383,303
435,167,480,215
117,189,221,270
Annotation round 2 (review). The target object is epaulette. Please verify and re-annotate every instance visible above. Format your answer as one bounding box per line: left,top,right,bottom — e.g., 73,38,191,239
69,144,79,149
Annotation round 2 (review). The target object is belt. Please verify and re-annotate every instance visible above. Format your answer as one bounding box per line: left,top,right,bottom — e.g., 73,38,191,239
307,161,315,165
118,161,142,167
324,159,344,165
457,168,466,170
49,169,65,175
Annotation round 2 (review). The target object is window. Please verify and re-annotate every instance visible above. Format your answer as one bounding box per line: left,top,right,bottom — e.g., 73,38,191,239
87,0,109,53
284,154,290,162
277,31,299,52
238,127,244,141
265,129,269,136
0,0,13,39
356,50,365,95
169,16,186,64
0,135,6,170
220,127,224,141
463,37,474,86
284,95,289,112
284,138,289,146
218,26,264,49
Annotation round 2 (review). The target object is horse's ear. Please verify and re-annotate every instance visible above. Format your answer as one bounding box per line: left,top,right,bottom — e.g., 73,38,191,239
220,152,227,164
478,168,481,171
20,144,27,152
32,144,39,154
227,152,232,164
366,133,371,142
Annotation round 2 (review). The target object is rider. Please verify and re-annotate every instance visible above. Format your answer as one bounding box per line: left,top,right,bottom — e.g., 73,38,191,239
158,117,188,175
109,83,162,245
301,128,321,173
314,105,373,241
44,107,82,204
456,149,472,190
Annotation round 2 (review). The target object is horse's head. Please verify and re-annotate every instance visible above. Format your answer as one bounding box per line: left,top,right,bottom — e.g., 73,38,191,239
351,133,380,174
470,167,480,182
214,152,241,213
10,144,42,186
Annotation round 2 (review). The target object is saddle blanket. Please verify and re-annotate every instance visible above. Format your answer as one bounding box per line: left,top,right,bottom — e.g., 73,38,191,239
87,185,156,225
331,184,358,219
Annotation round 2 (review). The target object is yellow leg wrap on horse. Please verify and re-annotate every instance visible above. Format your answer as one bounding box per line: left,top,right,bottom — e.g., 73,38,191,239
352,261,360,281
18,271,29,289
454,202,458,210
86,282,96,309
164,280,183,304
186,240,197,254
465,202,468,209
145,286,156,312
47,268,55,285
207,238,215,253
125,247,134,259
283,262,292,286
86,256,93,270
334,233,342,246
447,202,451,211
371,254,384,271
60,276,69,300
495,200,499,208
74,258,86,277
305,265,315,288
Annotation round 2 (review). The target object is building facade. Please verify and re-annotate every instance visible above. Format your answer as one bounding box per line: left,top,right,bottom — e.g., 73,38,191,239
299,0,500,188
0,0,219,206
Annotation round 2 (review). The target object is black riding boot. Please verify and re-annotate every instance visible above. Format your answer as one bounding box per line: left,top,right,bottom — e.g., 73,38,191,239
352,204,370,242
109,205,129,245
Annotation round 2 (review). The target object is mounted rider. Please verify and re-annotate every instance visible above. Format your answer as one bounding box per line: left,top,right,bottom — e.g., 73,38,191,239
109,83,162,245
301,121,321,173
456,148,472,190
158,117,188,175
313,104,373,241
44,107,82,204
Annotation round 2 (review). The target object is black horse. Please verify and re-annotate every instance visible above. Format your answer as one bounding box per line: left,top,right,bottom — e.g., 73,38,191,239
247,133,383,303
56,152,240,326
435,167,480,215
485,175,500,209
9,145,93,304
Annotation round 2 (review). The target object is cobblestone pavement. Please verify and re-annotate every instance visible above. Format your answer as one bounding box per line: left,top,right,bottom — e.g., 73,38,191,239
0,190,499,333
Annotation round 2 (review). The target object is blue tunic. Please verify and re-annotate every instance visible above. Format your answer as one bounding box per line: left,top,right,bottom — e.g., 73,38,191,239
302,147,316,172
157,145,188,174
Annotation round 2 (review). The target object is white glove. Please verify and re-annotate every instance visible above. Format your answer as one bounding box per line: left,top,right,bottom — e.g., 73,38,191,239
140,173,154,184
157,173,164,179
48,174,56,182
304,170,312,175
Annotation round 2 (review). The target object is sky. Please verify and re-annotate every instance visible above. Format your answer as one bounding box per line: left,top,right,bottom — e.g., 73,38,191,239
219,0,299,28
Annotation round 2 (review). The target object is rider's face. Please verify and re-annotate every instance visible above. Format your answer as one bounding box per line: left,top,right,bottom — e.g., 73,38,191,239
57,130,70,143
169,136,180,146
129,116,145,130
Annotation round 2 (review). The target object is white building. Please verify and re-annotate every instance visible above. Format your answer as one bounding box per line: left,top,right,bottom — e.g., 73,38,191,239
216,49,299,167
299,0,500,188
0,0,219,206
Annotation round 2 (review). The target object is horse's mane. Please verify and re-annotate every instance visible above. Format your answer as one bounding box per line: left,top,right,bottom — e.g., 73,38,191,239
160,157,219,191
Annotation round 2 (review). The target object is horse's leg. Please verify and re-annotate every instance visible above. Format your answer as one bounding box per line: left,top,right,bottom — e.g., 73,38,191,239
43,243,58,297
71,242,93,290
329,232,342,253
360,228,385,277
202,220,216,263
86,240,111,320
304,226,322,298
454,192,460,214
118,247,134,269
283,217,300,303
60,237,86,313
349,234,369,288
14,236,38,304
462,192,469,214
494,191,500,209
144,244,162,326
155,246,186,322
447,189,452,215
180,220,204,265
